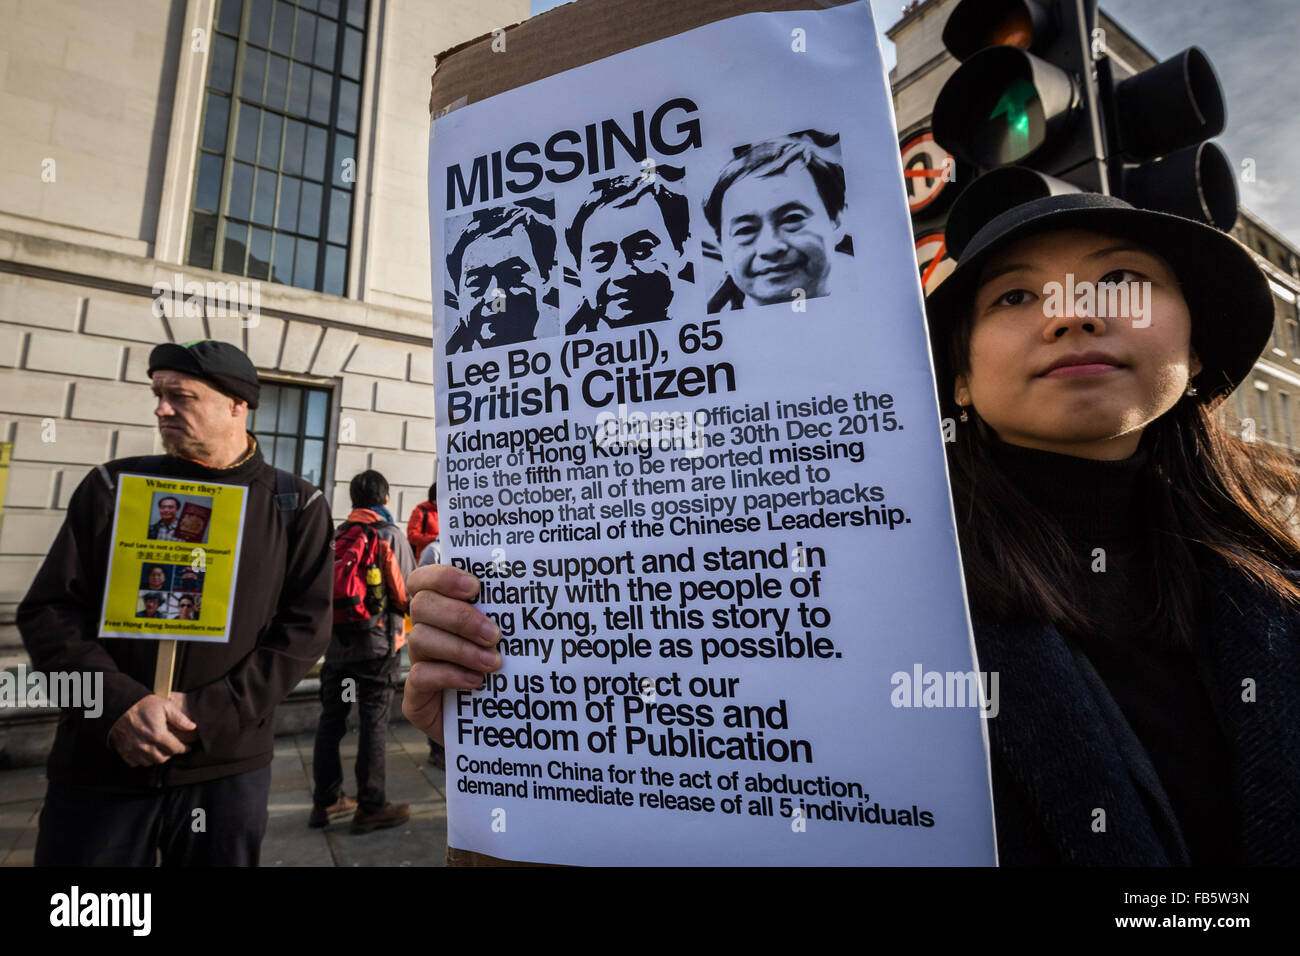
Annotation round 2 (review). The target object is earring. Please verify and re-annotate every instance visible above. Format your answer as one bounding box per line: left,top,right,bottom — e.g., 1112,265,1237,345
959,407,969,423
1185,384,1199,397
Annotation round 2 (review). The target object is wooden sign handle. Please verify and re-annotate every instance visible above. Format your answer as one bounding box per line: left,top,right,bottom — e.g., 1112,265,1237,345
154,639,178,698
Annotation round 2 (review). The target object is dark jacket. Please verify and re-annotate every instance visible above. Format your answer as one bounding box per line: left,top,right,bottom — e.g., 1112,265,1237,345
977,552,1300,866
17,444,333,790
325,508,414,664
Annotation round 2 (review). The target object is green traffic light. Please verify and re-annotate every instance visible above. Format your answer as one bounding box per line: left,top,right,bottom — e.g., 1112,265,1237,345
989,79,1039,161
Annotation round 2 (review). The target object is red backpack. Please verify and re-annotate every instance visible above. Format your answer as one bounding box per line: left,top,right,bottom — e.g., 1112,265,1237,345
333,522,385,628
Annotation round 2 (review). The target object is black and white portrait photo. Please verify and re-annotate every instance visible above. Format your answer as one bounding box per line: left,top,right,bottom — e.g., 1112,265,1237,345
702,130,852,312
444,197,560,351
564,167,693,333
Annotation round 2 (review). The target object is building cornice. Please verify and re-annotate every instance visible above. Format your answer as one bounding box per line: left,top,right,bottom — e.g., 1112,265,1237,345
0,227,432,347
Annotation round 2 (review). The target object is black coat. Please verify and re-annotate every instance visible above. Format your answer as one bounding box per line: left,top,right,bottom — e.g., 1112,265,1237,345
976,552,1300,865
17,447,333,790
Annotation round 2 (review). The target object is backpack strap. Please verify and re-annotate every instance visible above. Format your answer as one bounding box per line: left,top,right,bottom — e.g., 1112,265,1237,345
273,467,321,534
274,468,299,530
360,522,381,560
100,454,173,491
335,521,382,565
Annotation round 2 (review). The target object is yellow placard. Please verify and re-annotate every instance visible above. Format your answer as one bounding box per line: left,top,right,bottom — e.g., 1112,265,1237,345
98,474,247,642
0,441,11,525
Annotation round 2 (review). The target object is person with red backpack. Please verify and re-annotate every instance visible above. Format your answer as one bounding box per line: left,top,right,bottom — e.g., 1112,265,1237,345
406,483,439,559
310,470,415,834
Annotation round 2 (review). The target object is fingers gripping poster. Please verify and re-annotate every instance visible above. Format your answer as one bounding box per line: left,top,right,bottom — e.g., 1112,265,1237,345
428,0,996,865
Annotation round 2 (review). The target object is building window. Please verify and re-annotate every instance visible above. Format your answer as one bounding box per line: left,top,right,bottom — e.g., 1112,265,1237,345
1232,386,1246,421
1281,392,1293,449
1257,388,1271,438
249,381,331,487
1289,320,1300,358
186,0,367,295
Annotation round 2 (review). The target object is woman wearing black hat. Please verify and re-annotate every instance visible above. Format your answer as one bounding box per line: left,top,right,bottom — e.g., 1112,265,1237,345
924,193,1300,865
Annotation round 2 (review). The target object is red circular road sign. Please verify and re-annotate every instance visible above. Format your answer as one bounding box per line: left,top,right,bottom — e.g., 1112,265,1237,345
915,231,956,295
901,131,956,215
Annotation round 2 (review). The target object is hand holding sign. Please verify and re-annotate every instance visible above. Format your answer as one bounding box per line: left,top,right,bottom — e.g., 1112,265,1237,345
107,692,197,767
402,565,502,745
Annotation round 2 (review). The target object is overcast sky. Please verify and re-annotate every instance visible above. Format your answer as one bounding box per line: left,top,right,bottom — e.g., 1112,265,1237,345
1097,0,1300,244
530,0,1300,246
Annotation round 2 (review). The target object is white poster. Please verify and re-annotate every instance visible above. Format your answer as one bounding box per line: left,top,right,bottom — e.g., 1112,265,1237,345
427,1,997,865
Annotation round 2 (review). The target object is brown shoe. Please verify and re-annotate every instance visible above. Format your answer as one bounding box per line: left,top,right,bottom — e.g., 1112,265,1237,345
308,795,358,828
350,802,410,834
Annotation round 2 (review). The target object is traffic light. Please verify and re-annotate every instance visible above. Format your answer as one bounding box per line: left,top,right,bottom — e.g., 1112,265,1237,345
930,0,1238,260
1098,47,1237,230
933,0,1107,194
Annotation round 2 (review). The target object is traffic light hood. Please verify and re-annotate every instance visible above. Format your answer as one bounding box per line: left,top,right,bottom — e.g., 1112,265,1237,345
924,192,1273,410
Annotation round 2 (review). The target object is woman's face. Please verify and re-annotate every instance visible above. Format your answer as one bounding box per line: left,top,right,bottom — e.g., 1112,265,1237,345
953,228,1201,460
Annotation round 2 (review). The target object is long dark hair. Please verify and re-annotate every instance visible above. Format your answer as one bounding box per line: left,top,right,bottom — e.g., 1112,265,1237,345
945,367,1300,642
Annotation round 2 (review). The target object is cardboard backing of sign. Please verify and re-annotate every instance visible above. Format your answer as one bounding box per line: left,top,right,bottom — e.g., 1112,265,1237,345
430,0,854,116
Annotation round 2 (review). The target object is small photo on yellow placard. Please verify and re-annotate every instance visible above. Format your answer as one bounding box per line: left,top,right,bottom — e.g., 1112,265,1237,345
98,474,247,642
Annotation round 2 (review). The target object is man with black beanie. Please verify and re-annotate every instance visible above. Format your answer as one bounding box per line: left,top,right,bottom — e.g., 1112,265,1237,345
18,339,333,866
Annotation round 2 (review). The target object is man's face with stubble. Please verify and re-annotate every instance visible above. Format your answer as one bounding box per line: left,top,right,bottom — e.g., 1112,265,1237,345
457,226,545,345
578,192,682,326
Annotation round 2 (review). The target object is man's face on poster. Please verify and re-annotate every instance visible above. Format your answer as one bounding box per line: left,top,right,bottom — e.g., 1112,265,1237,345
719,165,838,305
158,499,178,524
579,193,681,326
177,598,197,619
147,567,166,589
144,596,161,615
458,226,544,342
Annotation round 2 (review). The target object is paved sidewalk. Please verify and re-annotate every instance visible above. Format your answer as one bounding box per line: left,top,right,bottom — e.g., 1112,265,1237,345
0,720,450,867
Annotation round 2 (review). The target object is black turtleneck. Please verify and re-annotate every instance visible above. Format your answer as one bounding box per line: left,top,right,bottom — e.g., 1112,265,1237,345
988,439,1236,865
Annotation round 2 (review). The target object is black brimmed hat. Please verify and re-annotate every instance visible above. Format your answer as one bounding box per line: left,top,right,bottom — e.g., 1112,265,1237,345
148,339,260,409
925,193,1273,414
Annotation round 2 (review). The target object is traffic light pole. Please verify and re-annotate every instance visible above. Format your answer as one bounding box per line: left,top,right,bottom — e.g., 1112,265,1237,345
1058,0,1109,193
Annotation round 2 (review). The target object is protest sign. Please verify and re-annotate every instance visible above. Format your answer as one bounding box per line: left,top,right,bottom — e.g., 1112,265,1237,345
427,0,996,865
0,442,10,526
98,474,246,643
